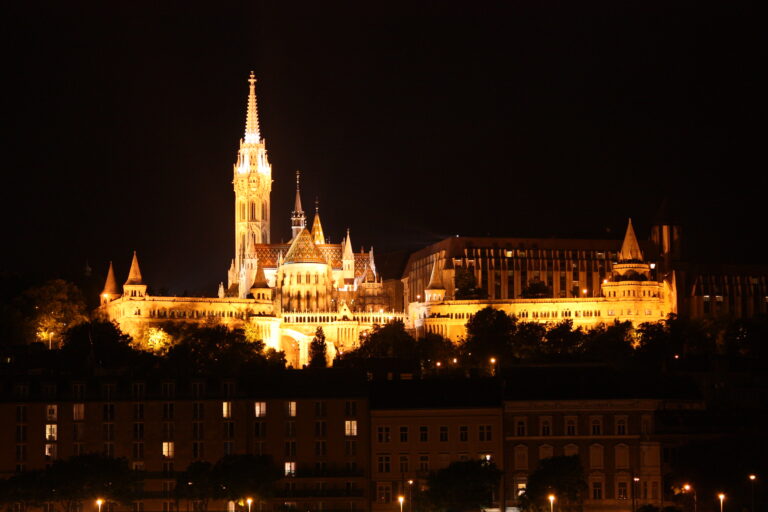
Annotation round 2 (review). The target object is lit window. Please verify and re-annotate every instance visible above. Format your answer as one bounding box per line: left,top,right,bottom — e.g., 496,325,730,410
254,401,267,417
345,420,358,437
286,401,297,417
284,462,296,477
44,443,57,460
222,401,232,419
45,424,57,441
162,441,174,458
46,405,57,422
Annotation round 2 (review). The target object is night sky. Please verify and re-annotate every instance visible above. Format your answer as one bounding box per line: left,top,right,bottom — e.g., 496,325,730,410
2,2,763,294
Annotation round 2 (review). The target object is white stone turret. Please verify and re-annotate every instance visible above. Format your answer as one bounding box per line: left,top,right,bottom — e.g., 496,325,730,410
123,251,147,298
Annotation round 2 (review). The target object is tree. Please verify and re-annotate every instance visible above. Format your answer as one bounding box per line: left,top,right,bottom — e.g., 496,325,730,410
17,279,88,347
543,320,584,357
176,461,215,511
461,307,516,364
454,267,487,299
309,326,328,368
583,321,634,363
60,320,148,370
416,332,458,368
347,320,416,359
421,459,501,512
211,454,280,502
521,280,553,299
520,456,587,512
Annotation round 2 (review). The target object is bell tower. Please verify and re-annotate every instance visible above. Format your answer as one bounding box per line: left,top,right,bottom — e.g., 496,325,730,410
230,72,272,291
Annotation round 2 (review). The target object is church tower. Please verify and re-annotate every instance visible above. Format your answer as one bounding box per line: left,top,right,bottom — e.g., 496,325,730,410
291,171,306,240
230,72,272,292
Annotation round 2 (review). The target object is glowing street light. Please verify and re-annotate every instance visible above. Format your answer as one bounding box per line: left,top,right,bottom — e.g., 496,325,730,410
632,477,640,512
407,480,414,512
398,495,405,512
247,498,253,512
548,494,555,512
718,493,725,512
748,475,757,512
96,499,103,512
683,484,698,512
489,357,497,376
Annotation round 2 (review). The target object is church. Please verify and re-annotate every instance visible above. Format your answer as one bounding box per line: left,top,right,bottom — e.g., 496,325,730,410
99,73,400,367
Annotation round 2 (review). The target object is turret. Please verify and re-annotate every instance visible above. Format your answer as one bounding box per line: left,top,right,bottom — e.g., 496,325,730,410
311,199,325,245
342,228,355,284
123,251,147,298
249,261,272,302
291,171,306,240
424,258,446,303
100,261,121,305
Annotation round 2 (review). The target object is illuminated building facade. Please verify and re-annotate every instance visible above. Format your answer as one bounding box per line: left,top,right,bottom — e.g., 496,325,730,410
404,220,678,340
100,74,400,367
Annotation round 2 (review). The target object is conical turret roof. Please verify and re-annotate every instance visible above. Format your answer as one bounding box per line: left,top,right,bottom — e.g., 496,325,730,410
102,262,120,295
250,262,270,289
311,209,325,245
244,72,261,143
124,251,144,285
284,228,326,264
342,229,354,260
618,219,644,262
426,259,445,290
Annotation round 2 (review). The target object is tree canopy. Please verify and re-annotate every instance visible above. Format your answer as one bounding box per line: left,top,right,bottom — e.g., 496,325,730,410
420,459,501,512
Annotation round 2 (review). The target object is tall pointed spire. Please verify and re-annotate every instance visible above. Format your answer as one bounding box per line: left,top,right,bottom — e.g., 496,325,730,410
311,198,325,245
124,251,144,285
426,259,445,290
618,218,644,262
244,71,261,143
101,262,120,295
343,228,354,260
291,170,306,239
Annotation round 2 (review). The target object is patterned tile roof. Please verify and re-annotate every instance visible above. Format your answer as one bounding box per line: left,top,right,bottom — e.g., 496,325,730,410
284,228,327,264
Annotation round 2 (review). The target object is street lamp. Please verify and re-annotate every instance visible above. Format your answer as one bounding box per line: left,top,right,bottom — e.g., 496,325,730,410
407,480,414,512
489,357,497,376
748,475,756,512
96,499,103,512
548,494,555,512
718,493,725,512
632,477,640,512
683,484,698,512
247,497,253,512
398,495,405,512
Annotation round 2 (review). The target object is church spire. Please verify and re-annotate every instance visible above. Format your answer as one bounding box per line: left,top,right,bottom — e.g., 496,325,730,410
291,170,306,239
311,198,325,245
102,261,120,295
244,71,261,143
124,251,144,285
618,218,644,262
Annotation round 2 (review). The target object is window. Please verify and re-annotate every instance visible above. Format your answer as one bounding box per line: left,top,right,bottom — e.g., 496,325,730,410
399,426,409,442
133,423,144,440
418,455,429,471
254,401,267,417
73,403,85,421
616,417,628,435
399,455,409,472
162,441,174,458
539,445,554,460
439,426,448,442
315,421,327,437
514,445,528,470
615,444,630,468
377,483,392,503
161,382,175,398
285,421,296,437
45,424,57,441
377,426,391,443
193,442,204,459
314,401,326,417
286,401,297,417
345,420,358,437
617,482,628,500
565,417,577,436
285,441,296,457
193,402,204,420
15,444,26,461
590,417,603,435
315,440,327,457
515,419,527,436
15,405,27,422
162,422,174,441
345,440,357,456
224,422,235,439
589,444,604,469
134,404,144,421
284,462,296,477
193,422,204,440
345,401,357,417
15,425,26,442
45,443,57,460
540,419,552,436
103,423,115,441
163,403,175,420
479,425,492,441
103,404,115,421
46,405,57,422
591,481,603,500
132,442,144,460
222,401,232,419
377,455,391,473
419,426,428,442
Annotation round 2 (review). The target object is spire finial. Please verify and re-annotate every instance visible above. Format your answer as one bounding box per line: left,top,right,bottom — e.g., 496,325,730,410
315,196,319,214
244,71,261,143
